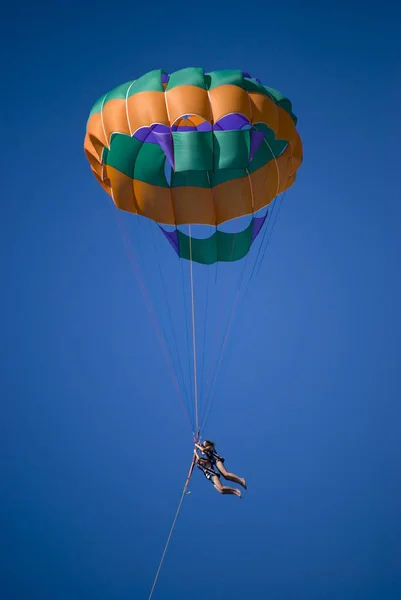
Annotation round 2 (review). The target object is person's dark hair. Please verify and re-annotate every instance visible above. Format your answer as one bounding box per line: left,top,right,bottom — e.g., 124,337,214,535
203,440,215,448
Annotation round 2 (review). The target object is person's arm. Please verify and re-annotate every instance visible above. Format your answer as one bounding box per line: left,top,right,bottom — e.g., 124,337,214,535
194,442,205,453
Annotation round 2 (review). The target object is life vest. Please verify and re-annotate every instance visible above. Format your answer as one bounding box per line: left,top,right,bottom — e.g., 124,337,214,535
196,461,218,480
204,447,224,465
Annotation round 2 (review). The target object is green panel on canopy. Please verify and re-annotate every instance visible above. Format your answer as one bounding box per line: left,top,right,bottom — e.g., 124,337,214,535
133,143,169,187
103,133,168,187
177,223,254,265
166,67,206,90
127,69,165,95
213,130,250,170
242,78,269,95
173,131,213,172
206,69,245,90
103,134,142,177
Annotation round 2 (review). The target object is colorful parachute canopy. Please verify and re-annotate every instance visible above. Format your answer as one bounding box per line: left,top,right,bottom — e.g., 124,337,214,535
84,68,303,264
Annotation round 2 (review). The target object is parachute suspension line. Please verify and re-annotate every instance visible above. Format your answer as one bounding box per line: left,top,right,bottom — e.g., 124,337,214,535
202,228,238,411
200,250,251,433
147,454,196,600
250,139,282,281
251,183,290,281
250,196,278,281
201,176,293,432
255,189,288,278
203,173,227,407
202,178,293,433
188,225,199,435
149,221,191,409
203,176,246,416
200,170,256,434
112,206,192,434
203,164,290,430
199,266,210,413
180,258,195,434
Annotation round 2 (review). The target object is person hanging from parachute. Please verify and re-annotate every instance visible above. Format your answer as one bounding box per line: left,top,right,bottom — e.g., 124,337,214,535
194,447,242,498
194,440,246,492
84,66,303,596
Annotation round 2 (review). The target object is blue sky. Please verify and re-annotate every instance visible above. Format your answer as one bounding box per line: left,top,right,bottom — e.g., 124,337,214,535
2,1,401,599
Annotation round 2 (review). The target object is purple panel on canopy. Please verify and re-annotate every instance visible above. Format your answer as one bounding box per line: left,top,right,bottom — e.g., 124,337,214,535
249,130,266,162
153,132,174,169
215,114,250,131
159,226,179,253
153,124,170,133
251,212,268,244
134,127,152,142
161,72,169,84
197,121,213,132
134,124,169,142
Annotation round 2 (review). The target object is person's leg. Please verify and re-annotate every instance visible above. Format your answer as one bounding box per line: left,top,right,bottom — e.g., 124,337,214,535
215,460,246,489
212,475,241,497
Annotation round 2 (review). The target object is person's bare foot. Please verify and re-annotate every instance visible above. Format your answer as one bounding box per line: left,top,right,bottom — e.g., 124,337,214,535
233,489,242,498
241,478,247,490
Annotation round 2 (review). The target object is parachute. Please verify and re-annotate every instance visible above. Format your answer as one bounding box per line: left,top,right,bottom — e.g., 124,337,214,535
84,67,302,432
